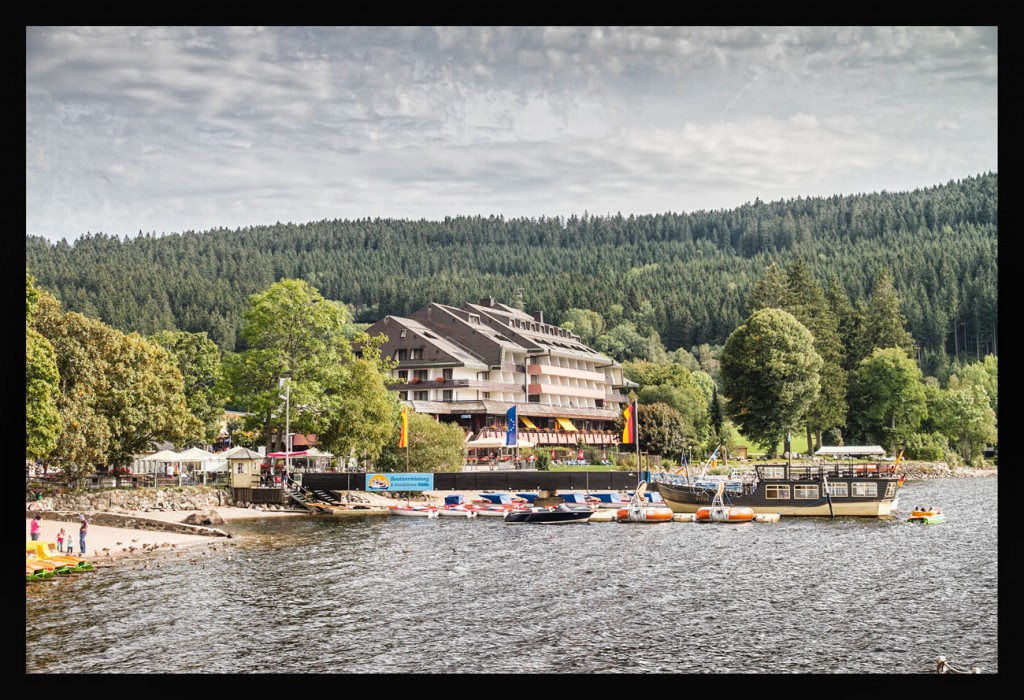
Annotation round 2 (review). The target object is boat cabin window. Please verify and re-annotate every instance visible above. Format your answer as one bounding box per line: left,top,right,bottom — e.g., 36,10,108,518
851,482,878,498
884,482,898,499
765,485,790,500
828,482,849,498
761,466,785,479
794,484,819,500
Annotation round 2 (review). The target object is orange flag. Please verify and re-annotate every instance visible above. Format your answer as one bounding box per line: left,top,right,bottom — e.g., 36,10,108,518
622,402,636,444
398,405,408,448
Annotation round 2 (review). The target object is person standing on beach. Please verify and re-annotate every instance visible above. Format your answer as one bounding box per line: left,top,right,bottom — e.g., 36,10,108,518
56,527,66,552
30,515,42,540
79,514,88,555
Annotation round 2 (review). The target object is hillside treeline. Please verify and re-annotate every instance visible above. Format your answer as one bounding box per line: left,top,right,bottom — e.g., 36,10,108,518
25,172,997,380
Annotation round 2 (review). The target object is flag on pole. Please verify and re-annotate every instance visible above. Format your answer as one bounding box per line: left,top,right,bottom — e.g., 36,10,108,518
398,405,408,448
622,402,636,444
506,405,518,447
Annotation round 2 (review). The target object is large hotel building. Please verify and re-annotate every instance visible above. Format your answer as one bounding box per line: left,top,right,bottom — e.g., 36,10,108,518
362,298,635,449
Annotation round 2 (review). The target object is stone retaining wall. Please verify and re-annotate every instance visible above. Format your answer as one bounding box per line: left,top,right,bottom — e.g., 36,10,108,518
24,509,231,538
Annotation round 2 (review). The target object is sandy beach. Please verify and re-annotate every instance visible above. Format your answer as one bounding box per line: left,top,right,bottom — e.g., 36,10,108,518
26,507,307,568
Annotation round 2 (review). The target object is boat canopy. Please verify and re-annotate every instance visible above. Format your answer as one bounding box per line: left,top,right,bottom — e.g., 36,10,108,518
560,493,589,503
516,493,538,503
444,494,465,505
594,493,624,503
814,445,886,457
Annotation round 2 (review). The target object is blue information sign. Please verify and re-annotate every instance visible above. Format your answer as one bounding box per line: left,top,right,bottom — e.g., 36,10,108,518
365,473,435,491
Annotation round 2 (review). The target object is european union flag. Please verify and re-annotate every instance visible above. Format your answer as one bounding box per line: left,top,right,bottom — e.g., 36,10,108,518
506,405,518,446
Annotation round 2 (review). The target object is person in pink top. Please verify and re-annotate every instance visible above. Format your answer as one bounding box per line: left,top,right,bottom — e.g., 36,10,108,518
30,515,42,541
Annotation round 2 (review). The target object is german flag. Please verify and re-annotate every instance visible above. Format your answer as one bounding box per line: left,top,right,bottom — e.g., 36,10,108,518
398,405,408,448
622,402,636,444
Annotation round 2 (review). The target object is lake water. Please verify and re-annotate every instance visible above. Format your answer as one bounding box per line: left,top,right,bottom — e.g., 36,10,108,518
25,477,997,674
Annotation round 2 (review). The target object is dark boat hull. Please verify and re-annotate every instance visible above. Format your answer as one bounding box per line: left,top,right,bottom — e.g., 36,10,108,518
652,467,902,518
503,507,593,524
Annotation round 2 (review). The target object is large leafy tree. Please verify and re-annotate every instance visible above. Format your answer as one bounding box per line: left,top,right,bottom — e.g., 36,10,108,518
223,279,355,450
626,360,711,445
313,336,400,464
849,347,927,453
31,292,199,479
150,329,226,444
27,272,60,460
224,278,398,461
930,384,996,463
721,308,822,455
632,402,687,461
377,409,466,472
748,259,847,450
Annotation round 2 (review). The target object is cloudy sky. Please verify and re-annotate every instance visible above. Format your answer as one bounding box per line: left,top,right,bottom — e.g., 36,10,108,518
26,26,997,244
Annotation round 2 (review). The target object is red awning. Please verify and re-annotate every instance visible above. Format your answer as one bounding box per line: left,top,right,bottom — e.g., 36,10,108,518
266,451,309,458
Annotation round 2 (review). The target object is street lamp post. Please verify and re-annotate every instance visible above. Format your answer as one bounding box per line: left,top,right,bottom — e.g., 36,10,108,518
280,377,291,487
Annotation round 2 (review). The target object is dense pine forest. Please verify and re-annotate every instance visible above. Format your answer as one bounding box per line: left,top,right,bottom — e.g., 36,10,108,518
25,172,997,380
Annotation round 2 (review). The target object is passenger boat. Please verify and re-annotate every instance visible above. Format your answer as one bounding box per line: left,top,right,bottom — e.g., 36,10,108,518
503,503,594,524
387,505,439,518
616,482,674,523
650,455,904,518
907,506,945,525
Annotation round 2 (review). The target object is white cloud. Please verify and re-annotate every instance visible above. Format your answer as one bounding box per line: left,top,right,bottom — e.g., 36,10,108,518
26,26,997,242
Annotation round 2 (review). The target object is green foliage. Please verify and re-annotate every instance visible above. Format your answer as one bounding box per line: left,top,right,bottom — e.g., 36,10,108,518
27,272,60,459
535,452,551,471
849,347,928,453
150,329,226,443
904,432,949,461
634,402,687,459
929,383,996,462
721,308,823,455
392,410,466,472
26,174,997,372
31,291,200,479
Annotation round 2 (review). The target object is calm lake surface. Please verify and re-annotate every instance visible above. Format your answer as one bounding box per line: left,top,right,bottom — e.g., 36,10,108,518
25,477,997,674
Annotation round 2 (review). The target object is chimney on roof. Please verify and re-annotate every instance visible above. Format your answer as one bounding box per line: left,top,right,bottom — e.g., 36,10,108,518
479,297,495,307
533,310,544,324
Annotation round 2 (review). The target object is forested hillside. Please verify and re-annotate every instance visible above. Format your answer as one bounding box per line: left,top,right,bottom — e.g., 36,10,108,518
26,172,997,378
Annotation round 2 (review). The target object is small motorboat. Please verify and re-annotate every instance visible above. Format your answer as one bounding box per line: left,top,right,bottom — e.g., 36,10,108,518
503,503,593,524
387,505,439,518
908,505,945,525
437,505,477,518
616,481,674,523
694,482,756,523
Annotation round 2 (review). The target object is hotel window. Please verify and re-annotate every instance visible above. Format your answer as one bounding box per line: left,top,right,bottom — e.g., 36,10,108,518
469,314,480,324
410,348,424,360
397,370,408,381
829,482,849,497
398,391,408,400
851,482,878,498
414,370,428,382
794,484,819,500
414,391,428,401
400,330,407,338
766,485,790,499
396,349,408,361
443,368,453,380
442,390,452,401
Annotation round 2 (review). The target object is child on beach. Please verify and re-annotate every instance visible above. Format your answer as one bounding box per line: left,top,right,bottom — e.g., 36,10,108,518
56,528,66,552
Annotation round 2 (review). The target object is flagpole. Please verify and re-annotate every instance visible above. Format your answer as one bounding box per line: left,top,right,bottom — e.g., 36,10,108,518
634,400,640,475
